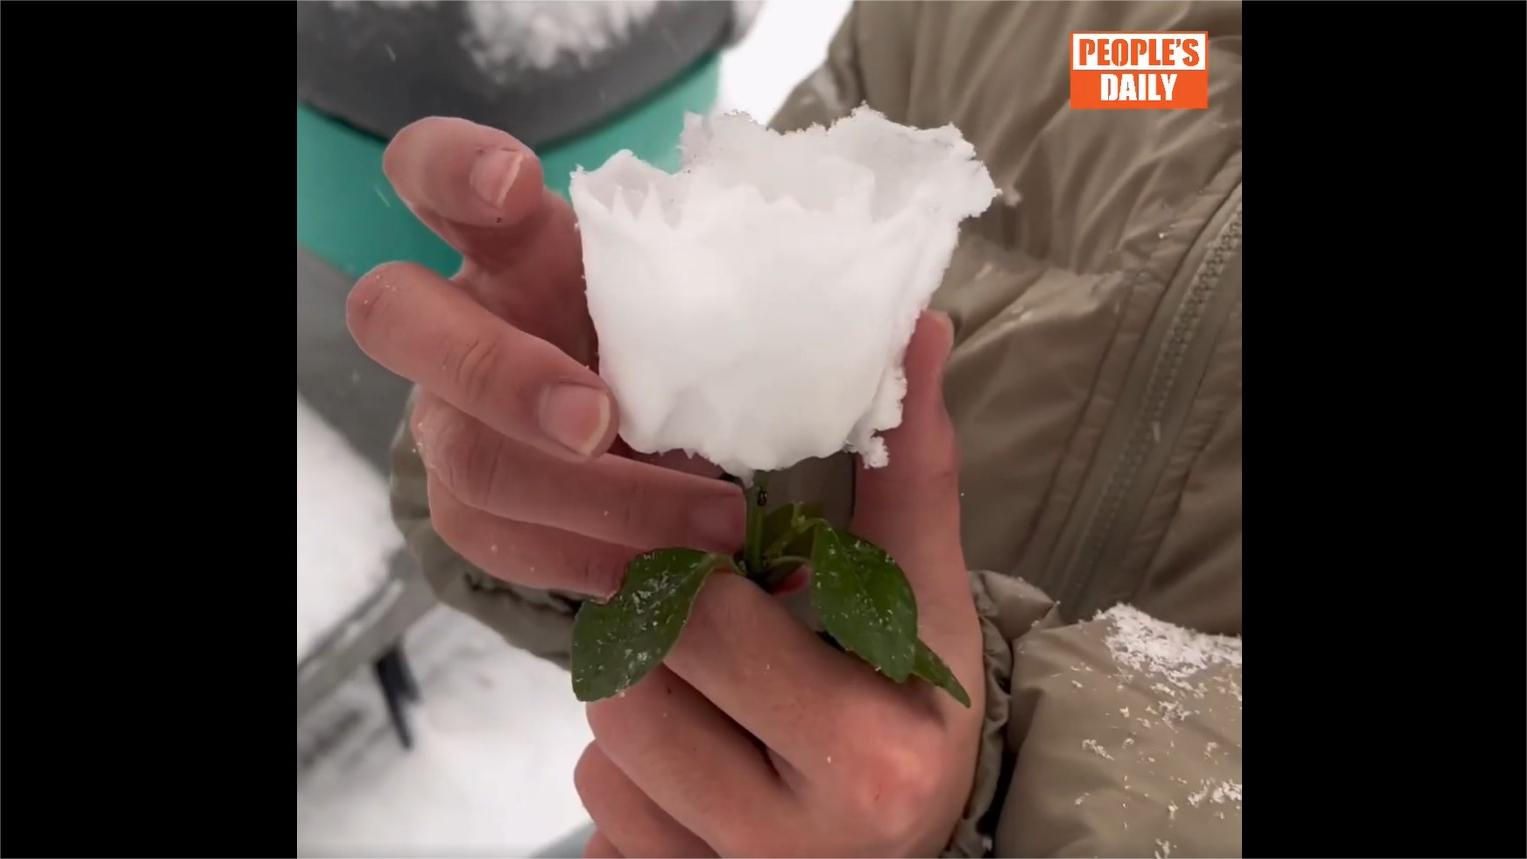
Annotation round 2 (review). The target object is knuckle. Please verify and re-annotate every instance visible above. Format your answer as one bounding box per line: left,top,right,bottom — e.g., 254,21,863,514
610,479,649,537
444,334,503,405
431,417,477,501
477,426,512,503
842,724,942,829
881,777,940,841
572,545,622,598
435,425,508,511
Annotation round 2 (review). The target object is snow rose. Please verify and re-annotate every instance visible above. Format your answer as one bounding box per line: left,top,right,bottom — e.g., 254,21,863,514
569,107,997,479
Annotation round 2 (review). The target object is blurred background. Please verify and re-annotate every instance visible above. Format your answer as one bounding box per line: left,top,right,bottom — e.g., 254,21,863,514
296,1,850,854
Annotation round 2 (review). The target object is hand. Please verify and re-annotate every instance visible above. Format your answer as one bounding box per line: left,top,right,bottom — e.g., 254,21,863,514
347,117,745,599
575,313,986,858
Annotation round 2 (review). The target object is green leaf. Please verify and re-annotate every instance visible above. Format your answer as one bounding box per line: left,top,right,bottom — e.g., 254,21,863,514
759,503,799,560
913,638,971,708
571,549,727,701
809,526,918,682
799,503,825,521
750,502,829,589
760,503,825,562
782,512,823,557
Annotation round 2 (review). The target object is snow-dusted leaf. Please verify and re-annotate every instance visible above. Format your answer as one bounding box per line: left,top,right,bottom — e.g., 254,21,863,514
809,526,918,682
571,549,728,701
913,638,971,708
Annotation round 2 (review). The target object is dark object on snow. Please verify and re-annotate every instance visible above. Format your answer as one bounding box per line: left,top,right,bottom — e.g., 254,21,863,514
373,643,422,749
296,0,734,148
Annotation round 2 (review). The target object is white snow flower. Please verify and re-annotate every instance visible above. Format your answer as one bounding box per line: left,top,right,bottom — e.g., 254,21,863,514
569,107,997,479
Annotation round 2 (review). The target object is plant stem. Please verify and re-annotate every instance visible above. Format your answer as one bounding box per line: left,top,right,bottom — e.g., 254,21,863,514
766,554,811,570
742,473,770,579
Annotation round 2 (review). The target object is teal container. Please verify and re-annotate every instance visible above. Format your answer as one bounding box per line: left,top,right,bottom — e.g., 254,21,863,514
297,53,720,279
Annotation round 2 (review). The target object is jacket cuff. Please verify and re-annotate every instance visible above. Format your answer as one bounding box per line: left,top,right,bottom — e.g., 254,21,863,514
412,529,583,669
942,571,1017,858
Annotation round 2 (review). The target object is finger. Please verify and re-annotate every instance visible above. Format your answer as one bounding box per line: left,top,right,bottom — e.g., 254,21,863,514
427,474,636,597
383,117,559,268
586,666,791,856
412,395,745,554
574,743,716,858
348,262,614,461
583,830,623,858
663,572,899,775
851,311,974,642
383,117,591,358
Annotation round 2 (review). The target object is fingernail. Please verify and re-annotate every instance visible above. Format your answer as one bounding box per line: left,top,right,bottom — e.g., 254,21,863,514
538,383,610,457
691,495,745,552
469,148,522,210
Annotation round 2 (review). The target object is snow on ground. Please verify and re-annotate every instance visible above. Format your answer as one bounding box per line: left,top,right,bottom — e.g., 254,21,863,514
297,394,402,663
295,398,591,856
297,603,592,857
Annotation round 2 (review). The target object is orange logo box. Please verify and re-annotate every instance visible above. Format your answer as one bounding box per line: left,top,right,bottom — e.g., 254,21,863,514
1070,32,1208,110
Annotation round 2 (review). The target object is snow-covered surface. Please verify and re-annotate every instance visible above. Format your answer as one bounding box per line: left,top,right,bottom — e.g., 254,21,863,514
1098,604,1243,696
297,604,592,856
459,0,850,116
327,0,846,125
297,395,403,663
462,1,660,79
715,0,851,122
570,108,997,478
299,394,588,853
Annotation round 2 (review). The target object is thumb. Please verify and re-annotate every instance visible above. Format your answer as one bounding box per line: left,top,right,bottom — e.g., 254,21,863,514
851,311,970,622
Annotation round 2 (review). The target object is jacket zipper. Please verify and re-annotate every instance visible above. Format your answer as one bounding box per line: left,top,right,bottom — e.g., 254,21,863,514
1049,185,1243,618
